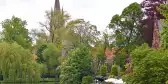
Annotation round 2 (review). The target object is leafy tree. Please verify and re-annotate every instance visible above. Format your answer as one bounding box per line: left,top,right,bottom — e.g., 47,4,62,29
30,29,49,45
123,44,168,84
92,44,106,73
60,45,92,84
103,32,110,50
1,16,32,49
36,44,47,63
100,64,107,77
0,42,41,82
81,76,93,84
114,48,126,70
108,3,145,71
40,9,70,43
67,19,100,45
42,43,61,75
108,2,144,52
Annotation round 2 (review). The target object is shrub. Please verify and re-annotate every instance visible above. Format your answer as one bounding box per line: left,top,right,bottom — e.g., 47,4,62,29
81,76,93,84
110,64,118,77
123,44,168,84
100,64,107,76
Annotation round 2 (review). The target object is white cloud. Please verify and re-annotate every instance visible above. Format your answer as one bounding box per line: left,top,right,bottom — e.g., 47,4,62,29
0,0,143,32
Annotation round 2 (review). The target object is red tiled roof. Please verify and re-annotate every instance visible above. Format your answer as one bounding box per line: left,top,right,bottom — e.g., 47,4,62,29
105,48,115,59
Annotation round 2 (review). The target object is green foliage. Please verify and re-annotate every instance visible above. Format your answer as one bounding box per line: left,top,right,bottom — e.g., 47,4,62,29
159,4,168,49
95,45,106,64
42,43,61,75
60,45,92,84
110,65,118,77
36,44,47,63
81,76,93,84
0,42,41,82
67,19,100,46
108,2,144,51
166,80,168,84
1,16,32,49
123,44,168,84
114,49,126,70
100,64,107,76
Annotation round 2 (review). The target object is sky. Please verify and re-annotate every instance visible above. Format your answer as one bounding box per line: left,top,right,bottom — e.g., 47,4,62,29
0,0,143,31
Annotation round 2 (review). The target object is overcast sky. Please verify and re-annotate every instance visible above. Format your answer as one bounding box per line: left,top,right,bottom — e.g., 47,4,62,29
0,0,143,31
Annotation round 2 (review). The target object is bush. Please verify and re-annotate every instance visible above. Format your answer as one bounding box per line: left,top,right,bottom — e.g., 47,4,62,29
81,76,93,84
123,44,168,84
110,65,118,77
100,64,107,76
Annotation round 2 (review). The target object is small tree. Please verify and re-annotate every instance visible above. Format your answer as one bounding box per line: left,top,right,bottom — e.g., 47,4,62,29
110,65,118,78
60,45,92,84
42,43,61,75
100,64,107,77
36,44,47,63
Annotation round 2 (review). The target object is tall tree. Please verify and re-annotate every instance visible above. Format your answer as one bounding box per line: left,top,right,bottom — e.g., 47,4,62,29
109,2,144,52
1,16,32,49
67,19,100,46
40,9,70,43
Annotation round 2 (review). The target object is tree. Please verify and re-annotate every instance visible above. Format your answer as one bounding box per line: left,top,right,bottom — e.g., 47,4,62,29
1,16,32,49
110,65,118,78
67,19,100,45
100,64,107,77
36,44,47,63
40,9,70,43
123,44,168,84
60,45,92,84
42,43,61,75
91,44,106,73
0,42,41,82
109,2,144,51
30,29,49,45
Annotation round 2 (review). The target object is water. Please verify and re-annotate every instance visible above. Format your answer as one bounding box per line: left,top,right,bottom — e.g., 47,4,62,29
1,82,58,84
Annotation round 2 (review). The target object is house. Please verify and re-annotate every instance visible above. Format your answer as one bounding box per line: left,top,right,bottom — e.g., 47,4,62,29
105,48,115,64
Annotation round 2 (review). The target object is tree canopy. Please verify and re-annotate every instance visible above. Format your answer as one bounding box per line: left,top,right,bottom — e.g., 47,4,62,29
0,42,41,82
108,2,144,52
60,45,92,84
1,16,32,49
